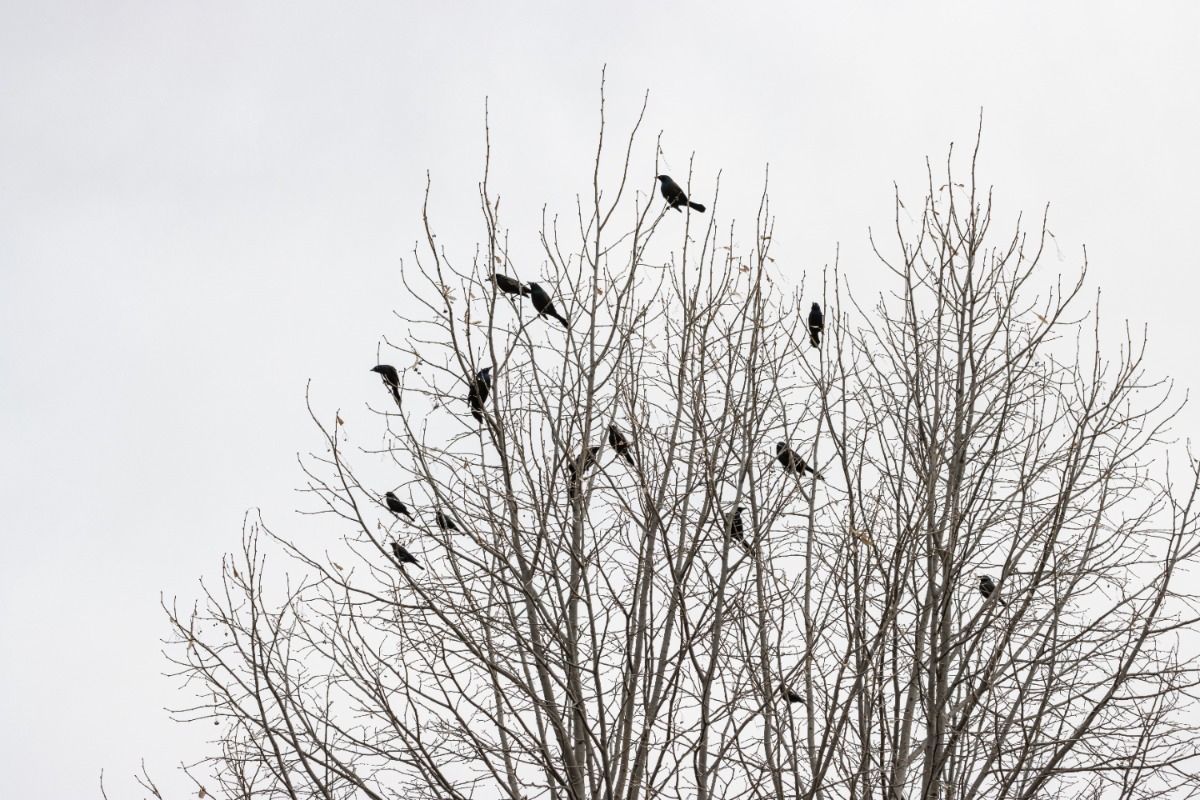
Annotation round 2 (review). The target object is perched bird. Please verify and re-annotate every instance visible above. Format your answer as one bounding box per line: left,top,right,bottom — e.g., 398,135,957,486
978,575,1007,607
725,506,747,547
780,684,805,704
435,510,461,533
607,423,635,465
808,302,824,348
371,364,402,407
467,366,492,423
391,541,424,570
567,445,602,498
776,442,823,480
528,283,570,328
384,491,414,521
489,272,529,297
656,175,706,213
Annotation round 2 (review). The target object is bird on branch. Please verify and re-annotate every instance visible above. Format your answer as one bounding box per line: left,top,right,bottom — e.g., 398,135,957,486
467,366,492,423
725,506,748,548
780,684,805,704
384,492,414,521
489,273,529,297
776,442,823,481
567,445,602,498
435,510,461,534
808,302,824,348
391,541,424,570
528,283,570,328
608,423,635,465
656,175,706,213
978,574,1007,607
370,364,402,408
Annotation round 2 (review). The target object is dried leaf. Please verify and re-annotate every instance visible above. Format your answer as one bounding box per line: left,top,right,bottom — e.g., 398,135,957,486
850,528,874,546
333,562,343,571
336,415,345,426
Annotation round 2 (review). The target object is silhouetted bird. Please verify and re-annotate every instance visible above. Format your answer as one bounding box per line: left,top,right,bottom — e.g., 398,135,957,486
371,364,401,407
776,442,822,480
780,684,805,704
656,175,706,213
467,366,492,423
435,510,460,533
808,302,824,348
391,541,423,570
489,272,529,297
978,575,1007,607
567,445,602,498
528,283,569,328
725,506,747,546
608,423,635,465
384,491,414,521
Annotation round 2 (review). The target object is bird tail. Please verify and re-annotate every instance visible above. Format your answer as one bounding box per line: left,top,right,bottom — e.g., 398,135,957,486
689,201,706,213
554,311,570,328
520,284,531,297
809,332,820,348
391,386,401,407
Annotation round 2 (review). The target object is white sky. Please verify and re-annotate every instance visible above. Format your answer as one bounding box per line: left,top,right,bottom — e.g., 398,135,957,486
2,1,1198,796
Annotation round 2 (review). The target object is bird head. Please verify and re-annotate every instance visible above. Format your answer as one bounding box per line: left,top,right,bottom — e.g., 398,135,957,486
480,366,492,382
589,445,602,456
735,506,745,513
370,365,385,374
385,491,397,500
776,442,787,453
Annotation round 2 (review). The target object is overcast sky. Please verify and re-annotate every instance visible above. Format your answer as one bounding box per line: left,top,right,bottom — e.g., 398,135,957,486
3,1,1198,796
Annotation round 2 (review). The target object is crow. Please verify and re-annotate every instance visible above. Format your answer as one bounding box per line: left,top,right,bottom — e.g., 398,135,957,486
656,175,706,213
391,541,424,570
435,510,461,533
808,302,824,348
467,366,492,423
384,492,414,521
567,445,602,498
608,423,635,465
776,442,822,480
490,273,529,297
978,575,1007,607
371,364,402,408
780,684,805,704
725,506,747,547
528,283,570,328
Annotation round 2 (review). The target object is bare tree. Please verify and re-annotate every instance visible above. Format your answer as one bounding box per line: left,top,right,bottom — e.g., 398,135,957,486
160,95,1200,800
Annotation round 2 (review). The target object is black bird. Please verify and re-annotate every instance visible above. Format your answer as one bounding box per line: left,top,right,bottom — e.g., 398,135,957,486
371,364,402,407
776,442,823,481
528,283,570,328
656,175,706,213
490,272,529,297
467,366,492,423
390,541,424,570
435,510,460,533
567,445,602,498
978,575,1007,607
607,423,635,465
384,491,414,521
725,506,747,547
780,684,805,704
808,302,824,348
